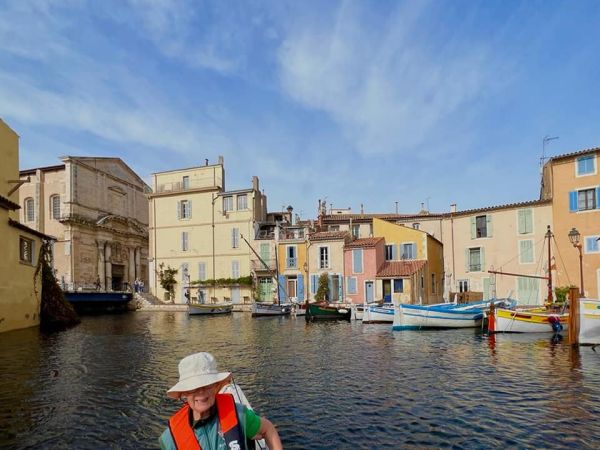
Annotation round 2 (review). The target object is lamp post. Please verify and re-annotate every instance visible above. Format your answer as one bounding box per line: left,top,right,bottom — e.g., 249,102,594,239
568,227,584,297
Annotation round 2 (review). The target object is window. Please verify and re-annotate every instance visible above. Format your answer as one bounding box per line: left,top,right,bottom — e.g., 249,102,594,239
518,209,533,234
328,225,339,231
347,277,357,294
519,240,534,263
458,280,469,292
385,244,395,261
401,243,416,260
50,195,60,220
319,246,329,269
223,196,233,212
24,198,34,222
182,176,190,189
585,236,600,254
576,155,596,176
237,194,247,210
231,260,240,278
198,262,206,281
286,246,297,268
19,236,34,263
473,215,491,238
412,223,420,230
352,249,363,273
178,200,191,219
467,247,483,272
231,228,239,248
352,224,360,239
181,232,189,251
393,279,404,293
578,189,596,211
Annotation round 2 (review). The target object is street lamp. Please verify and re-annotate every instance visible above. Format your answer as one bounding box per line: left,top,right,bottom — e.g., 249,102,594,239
568,227,584,297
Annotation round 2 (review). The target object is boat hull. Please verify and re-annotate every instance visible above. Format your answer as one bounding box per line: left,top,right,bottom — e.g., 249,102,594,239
251,303,291,317
188,303,233,315
64,291,133,313
580,299,600,344
306,303,351,321
351,305,364,321
492,308,569,333
362,305,394,323
393,304,483,330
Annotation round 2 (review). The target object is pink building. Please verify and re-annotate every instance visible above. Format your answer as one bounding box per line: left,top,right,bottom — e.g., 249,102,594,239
344,237,385,304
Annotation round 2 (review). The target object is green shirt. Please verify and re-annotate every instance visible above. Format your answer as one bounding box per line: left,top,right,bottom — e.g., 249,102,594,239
159,404,261,450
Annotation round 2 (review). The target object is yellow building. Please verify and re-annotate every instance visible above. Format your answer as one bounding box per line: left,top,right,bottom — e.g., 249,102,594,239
148,157,268,304
372,218,444,304
276,224,308,302
0,119,50,333
542,147,600,299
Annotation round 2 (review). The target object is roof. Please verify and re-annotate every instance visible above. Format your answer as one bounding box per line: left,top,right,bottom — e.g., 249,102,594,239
345,237,383,248
0,194,20,211
309,231,350,241
377,260,426,278
20,164,65,176
322,213,420,222
548,147,600,163
8,218,55,240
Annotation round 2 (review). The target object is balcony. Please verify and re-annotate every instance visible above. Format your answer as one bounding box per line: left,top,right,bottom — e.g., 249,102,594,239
156,179,220,194
251,259,276,271
279,229,305,240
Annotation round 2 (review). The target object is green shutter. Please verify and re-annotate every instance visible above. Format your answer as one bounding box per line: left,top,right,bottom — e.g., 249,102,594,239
483,278,490,300
486,215,493,237
470,217,476,239
480,247,485,271
518,210,525,234
177,201,181,219
465,249,470,272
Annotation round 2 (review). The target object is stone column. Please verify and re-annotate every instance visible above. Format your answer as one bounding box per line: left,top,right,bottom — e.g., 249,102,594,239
97,240,106,290
135,247,141,281
128,246,135,288
105,243,112,291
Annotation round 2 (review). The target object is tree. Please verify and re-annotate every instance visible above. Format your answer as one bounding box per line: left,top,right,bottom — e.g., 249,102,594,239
158,263,178,301
315,272,330,302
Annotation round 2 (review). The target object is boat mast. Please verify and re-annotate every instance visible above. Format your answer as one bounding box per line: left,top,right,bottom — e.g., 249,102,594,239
546,225,553,304
274,241,281,305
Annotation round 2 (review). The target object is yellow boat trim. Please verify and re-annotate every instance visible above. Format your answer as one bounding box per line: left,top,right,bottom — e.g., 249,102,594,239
496,309,568,325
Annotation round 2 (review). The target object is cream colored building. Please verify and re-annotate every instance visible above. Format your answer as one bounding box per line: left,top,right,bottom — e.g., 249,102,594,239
306,230,349,302
0,119,49,333
148,157,268,304
19,157,149,292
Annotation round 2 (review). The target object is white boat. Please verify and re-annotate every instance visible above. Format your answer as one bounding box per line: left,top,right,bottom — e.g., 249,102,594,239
351,304,364,320
251,302,291,317
188,302,233,315
393,303,484,330
489,307,568,333
579,298,600,344
362,303,394,323
291,302,306,316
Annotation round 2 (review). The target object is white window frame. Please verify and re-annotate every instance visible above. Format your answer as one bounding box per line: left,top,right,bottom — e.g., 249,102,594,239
181,232,189,251
401,242,416,260
223,196,233,212
231,260,240,278
198,262,206,281
576,154,597,177
458,279,469,293
24,198,34,222
180,200,191,219
584,235,600,254
385,244,395,261
50,195,60,220
319,246,329,269
231,228,239,249
468,247,482,272
182,175,190,189
236,194,248,210
351,224,360,239
286,245,297,268
519,239,535,264
576,187,597,211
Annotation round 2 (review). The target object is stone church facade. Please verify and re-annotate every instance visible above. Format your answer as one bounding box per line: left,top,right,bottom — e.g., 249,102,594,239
19,156,149,291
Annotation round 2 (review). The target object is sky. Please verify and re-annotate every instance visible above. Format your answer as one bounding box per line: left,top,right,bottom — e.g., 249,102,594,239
2,0,600,219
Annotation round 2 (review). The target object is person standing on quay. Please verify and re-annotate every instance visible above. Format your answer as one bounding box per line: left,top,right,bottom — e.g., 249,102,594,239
159,352,283,450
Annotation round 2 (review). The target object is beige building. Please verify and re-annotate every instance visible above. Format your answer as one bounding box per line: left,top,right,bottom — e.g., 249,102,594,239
148,157,268,304
306,230,350,302
1,119,50,333
542,147,600,298
19,157,149,292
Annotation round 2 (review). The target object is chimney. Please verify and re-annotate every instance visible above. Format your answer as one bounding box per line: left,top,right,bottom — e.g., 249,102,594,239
450,203,457,213
252,176,259,191
218,155,224,165
287,205,294,225
205,158,209,166
360,203,364,214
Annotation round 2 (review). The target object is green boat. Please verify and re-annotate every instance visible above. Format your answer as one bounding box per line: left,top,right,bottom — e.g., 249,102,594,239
305,302,352,322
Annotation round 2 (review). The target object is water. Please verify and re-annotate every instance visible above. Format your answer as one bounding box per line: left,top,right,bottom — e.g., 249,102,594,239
1,312,599,449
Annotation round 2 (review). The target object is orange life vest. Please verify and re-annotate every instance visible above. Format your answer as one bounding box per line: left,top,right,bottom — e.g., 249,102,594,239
168,393,245,450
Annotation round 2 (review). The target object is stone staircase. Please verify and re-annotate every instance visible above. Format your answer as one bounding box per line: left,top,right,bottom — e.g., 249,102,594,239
133,293,188,311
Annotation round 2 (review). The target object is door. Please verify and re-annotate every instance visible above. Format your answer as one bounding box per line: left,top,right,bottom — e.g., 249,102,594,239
383,280,392,303
259,278,272,302
365,281,374,302
231,287,240,304
287,278,297,300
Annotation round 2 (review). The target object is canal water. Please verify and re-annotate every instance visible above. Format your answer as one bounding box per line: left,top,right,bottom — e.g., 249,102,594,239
1,312,600,449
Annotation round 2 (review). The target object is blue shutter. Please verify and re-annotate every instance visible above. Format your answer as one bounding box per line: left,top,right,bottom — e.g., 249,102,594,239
311,275,317,294
411,243,417,259
391,244,397,260
569,191,577,212
328,275,333,301
297,274,304,300
596,187,600,209
278,275,286,302
338,275,343,300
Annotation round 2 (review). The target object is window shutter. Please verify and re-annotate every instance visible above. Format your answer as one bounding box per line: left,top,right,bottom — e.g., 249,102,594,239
328,275,333,301
181,232,184,250
486,215,493,237
189,200,192,219
412,243,417,259
480,248,485,271
465,249,470,272
311,275,317,294
338,275,343,300
518,210,525,234
470,217,476,239
297,274,304,300
569,191,577,212
391,245,396,260
177,201,181,219
278,275,286,301
596,187,600,209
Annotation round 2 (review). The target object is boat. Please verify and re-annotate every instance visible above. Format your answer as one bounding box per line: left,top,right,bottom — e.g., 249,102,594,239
351,304,364,320
251,302,291,317
392,302,485,330
291,301,306,316
579,298,600,345
362,303,394,323
306,301,352,321
188,301,233,315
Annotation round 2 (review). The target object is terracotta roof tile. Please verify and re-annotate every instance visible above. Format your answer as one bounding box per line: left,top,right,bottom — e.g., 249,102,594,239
549,146,599,163
309,231,350,241
377,260,426,277
345,237,384,248
0,194,20,211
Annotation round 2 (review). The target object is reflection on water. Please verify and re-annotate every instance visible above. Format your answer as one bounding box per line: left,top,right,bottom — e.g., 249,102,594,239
1,313,600,449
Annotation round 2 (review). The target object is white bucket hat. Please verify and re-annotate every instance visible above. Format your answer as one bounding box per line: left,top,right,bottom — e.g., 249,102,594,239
167,352,231,399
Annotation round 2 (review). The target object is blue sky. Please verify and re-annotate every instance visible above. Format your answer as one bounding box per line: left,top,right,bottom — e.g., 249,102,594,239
2,0,600,219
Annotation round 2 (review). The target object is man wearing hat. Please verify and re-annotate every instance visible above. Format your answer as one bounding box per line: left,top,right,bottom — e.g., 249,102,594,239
159,352,283,450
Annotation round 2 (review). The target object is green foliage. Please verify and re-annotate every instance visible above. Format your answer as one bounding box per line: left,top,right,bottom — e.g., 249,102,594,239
191,276,253,287
315,272,330,302
554,285,575,304
158,263,178,299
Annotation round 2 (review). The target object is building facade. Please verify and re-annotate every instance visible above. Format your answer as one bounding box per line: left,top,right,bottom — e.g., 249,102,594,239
1,119,49,333
148,157,268,304
307,231,350,302
19,157,149,292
